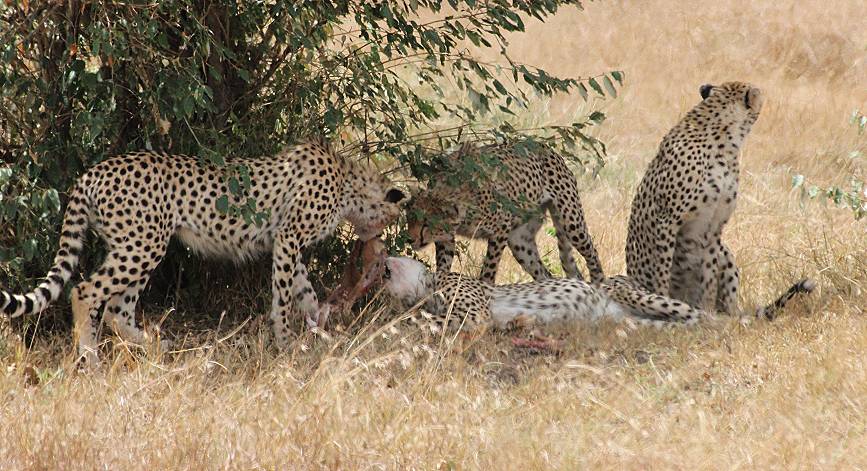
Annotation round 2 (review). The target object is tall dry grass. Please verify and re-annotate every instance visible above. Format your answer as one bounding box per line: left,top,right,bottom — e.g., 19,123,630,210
1,0,865,468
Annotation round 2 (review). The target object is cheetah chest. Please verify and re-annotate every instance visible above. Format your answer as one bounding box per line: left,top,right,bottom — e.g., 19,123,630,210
679,160,738,241
670,160,738,302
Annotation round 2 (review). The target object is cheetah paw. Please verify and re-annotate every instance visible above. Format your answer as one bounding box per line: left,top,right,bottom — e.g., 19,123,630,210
306,303,332,330
75,348,101,370
507,314,537,331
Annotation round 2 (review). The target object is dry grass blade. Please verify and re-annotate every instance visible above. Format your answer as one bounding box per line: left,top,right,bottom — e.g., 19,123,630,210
1,0,866,468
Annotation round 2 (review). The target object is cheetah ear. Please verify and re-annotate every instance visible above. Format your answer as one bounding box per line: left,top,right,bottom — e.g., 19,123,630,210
744,87,763,110
699,84,714,100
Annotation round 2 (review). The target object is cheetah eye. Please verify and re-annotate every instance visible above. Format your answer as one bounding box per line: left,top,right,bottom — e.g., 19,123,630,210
385,188,406,204
699,84,714,100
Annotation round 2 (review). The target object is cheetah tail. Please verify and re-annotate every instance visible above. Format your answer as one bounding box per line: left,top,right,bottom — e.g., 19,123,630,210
755,279,817,321
1,184,91,318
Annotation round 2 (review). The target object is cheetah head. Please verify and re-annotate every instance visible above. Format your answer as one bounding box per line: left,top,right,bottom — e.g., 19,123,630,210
344,162,407,241
698,81,764,125
383,256,435,307
404,193,464,250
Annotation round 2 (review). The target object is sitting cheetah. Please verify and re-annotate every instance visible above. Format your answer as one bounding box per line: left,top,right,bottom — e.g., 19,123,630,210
406,142,604,284
382,257,813,331
625,82,814,316
0,140,406,363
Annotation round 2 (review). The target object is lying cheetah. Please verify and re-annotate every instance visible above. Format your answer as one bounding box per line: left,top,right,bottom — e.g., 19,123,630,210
1,140,406,363
384,256,701,330
626,82,814,316
382,257,814,331
406,142,604,283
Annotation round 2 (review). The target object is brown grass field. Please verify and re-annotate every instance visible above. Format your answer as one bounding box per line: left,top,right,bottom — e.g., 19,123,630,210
1,0,865,468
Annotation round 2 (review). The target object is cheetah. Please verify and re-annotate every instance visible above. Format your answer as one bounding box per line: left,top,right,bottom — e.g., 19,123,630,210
625,82,814,318
406,142,604,284
0,140,406,363
382,257,815,332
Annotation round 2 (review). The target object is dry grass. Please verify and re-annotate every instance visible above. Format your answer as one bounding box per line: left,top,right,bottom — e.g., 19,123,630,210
2,0,866,468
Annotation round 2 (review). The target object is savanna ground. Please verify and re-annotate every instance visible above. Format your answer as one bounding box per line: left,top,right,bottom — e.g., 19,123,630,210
1,0,866,468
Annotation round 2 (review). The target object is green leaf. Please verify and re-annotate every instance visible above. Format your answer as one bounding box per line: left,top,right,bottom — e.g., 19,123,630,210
466,30,482,47
467,86,489,113
0,167,12,186
181,95,194,117
603,75,617,97
588,77,604,96
22,238,38,262
577,83,589,101
792,174,805,188
43,189,61,213
216,195,230,214
228,177,240,195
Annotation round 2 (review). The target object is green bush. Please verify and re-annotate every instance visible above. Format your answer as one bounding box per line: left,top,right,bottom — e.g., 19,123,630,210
0,1,619,308
793,110,866,220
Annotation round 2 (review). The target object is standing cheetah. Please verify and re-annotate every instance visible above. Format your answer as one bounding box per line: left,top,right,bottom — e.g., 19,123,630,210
626,82,814,317
383,257,815,332
406,142,604,284
0,140,406,363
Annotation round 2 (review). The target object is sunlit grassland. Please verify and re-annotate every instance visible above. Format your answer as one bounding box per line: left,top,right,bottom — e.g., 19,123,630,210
1,0,865,468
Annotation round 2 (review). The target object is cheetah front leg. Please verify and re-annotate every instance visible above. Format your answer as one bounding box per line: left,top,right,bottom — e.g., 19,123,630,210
434,239,455,274
549,202,604,284
548,209,579,279
508,216,553,281
698,233,723,312
650,218,680,297
479,236,508,283
269,232,321,344
715,244,739,315
294,262,329,329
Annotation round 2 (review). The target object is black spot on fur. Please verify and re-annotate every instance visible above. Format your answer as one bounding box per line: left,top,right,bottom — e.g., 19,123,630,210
3,295,17,314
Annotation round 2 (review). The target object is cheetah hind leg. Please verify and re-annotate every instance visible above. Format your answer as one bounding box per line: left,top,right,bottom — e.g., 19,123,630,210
71,284,102,367
104,276,172,353
478,236,508,283
602,275,704,325
72,247,165,366
715,244,740,315
548,206,581,279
